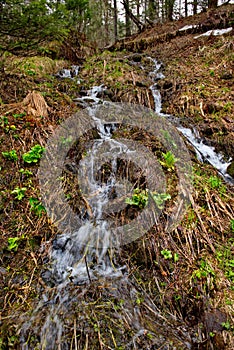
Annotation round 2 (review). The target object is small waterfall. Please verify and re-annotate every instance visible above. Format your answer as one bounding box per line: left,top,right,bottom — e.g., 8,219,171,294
149,57,233,183
55,65,80,80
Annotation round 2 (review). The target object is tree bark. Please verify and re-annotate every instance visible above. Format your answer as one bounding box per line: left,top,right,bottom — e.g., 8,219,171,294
124,0,131,36
208,0,218,8
184,0,188,17
113,0,118,41
122,0,145,33
165,0,175,21
148,0,156,21
193,0,198,15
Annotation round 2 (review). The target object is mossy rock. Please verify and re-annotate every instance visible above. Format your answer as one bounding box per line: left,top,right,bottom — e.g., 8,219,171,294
227,161,234,177
6,56,67,78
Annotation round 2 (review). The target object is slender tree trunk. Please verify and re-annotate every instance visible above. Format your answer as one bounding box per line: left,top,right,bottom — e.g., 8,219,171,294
184,0,188,17
161,0,165,20
104,0,109,45
148,0,156,21
178,0,182,17
165,0,175,21
208,0,218,8
122,0,145,33
125,0,131,36
144,0,148,21
136,0,140,19
193,0,198,14
113,0,118,41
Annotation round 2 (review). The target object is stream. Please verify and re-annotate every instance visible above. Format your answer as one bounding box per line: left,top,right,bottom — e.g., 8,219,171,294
148,57,233,184
19,56,232,350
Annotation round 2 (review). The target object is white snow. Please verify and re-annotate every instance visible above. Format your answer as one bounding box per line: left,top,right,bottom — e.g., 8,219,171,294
179,24,198,31
195,27,232,38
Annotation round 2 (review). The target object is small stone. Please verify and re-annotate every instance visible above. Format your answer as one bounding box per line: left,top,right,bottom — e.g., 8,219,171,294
220,72,233,80
52,236,70,251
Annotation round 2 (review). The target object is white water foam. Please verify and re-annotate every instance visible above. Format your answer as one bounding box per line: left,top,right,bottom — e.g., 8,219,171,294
148,57,233,183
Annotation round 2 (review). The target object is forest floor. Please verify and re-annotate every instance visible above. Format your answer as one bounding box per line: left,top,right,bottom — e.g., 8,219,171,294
0,4,233,350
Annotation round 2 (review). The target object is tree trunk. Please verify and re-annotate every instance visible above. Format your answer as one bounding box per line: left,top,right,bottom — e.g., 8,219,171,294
148,0,156,21
165,0,175,21
193,0,198,15
208,0,218,8
136,0,140,19
113,0,118,41
124,0,131,36
184,0,188,17
104,0,110,45
122,0,145,33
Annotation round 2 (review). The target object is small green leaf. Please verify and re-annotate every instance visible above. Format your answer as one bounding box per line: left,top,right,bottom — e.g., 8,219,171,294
8,237,20,252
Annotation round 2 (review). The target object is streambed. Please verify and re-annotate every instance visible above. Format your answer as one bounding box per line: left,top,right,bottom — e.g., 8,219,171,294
17,55,233,350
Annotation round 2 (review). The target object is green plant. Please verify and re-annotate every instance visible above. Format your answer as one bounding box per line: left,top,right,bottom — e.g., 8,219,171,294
209,70,215,76
160,151,178,171
13,112,26,119
29,197,46,216
126,189,171,209
221,320,232,330
60,136,73,146
223,102,232,112
216,246,234,282
193,259,215,280
152,193,171,209
160,129,177,149
230,219,234,233
22,144,45,163
26,69,36,76
2,149,18,161
125,188,148,209
208,175,222,188
206,175,226,195
0,115,9,127
11,186,27,200
7,237,20,251
19,168,33,176
161,249,172,259
161,250,178,262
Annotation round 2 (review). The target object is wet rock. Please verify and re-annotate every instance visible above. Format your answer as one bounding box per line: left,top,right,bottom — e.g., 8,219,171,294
223,116,233,123
227,161,234,177
0,267,7,276
125,53,144,62
202,309,226,333
52,236,70,251
157,80,173,90
41,270,56,287
220,72,233,80
104,89,114,99
136,80,148,87
64,162,77,174
204,102,222,114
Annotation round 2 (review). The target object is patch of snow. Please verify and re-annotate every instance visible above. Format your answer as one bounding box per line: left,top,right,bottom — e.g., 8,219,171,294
179,24,198,31
195,27,232,39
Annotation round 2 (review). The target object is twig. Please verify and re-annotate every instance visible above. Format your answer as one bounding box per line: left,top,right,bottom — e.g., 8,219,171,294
84,256,92,283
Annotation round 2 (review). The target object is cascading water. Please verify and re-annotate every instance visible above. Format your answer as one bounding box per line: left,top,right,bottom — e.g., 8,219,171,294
148,57,233,184
19,55,232,349
56,65,80,80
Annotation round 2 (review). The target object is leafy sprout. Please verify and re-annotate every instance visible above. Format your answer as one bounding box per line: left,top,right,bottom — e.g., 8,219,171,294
22,144,45,163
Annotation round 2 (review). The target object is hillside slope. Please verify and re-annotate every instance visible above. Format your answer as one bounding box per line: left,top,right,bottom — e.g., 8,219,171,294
0,5,234,350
